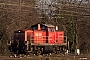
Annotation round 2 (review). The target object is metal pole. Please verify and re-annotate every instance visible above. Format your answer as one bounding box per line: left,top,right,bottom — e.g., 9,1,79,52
66,36,69,54
76,19,78,49
19,0,22,29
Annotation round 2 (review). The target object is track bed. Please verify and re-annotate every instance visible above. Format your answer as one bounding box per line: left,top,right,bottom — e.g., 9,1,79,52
1,54,90,60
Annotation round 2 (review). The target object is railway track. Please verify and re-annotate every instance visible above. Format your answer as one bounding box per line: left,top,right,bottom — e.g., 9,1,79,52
0,54,90,60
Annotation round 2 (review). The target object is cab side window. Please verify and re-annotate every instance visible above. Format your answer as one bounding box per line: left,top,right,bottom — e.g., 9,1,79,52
49,28,54,32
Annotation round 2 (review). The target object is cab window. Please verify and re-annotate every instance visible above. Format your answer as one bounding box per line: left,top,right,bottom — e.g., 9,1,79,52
49,28,54,32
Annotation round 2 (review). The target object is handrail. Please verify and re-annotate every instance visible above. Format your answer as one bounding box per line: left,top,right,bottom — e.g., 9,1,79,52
27,36,67,44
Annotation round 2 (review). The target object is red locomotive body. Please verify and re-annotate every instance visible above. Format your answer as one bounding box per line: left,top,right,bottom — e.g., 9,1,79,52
8,23,67,55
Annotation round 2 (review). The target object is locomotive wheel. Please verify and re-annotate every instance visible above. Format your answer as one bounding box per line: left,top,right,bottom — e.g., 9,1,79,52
57,50,60,54
30,47,34,55
36,50,41,55
59,46,66,54
34,47,42,56
62,46,66,54
59,47,62,53
37,47,42,55
56,46,60,54
52,47,56,54
34,50,41,56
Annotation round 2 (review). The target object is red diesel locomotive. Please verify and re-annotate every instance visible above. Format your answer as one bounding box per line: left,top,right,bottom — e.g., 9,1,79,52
8,23,67,55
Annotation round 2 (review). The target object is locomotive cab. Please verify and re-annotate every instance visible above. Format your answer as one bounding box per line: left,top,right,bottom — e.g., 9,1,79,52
8,30,25,54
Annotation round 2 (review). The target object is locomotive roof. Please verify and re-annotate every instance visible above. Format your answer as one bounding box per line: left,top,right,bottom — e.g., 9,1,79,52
42,24,55,27
31,23,55,27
